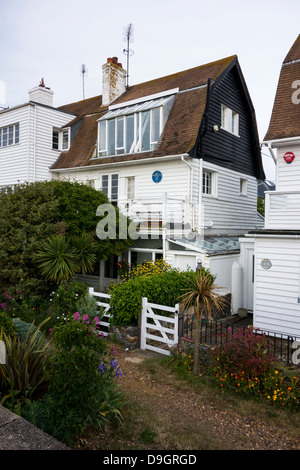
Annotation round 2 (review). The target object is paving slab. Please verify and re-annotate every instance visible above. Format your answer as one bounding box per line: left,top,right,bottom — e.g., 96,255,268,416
0,405,70,450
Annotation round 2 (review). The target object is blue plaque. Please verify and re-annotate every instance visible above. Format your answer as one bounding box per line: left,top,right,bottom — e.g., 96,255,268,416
152,170,162,183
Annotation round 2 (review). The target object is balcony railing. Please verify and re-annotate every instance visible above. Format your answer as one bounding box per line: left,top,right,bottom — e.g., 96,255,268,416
118,194,197,237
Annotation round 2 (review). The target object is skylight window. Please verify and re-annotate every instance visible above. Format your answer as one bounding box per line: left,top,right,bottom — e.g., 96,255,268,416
98,95,175,157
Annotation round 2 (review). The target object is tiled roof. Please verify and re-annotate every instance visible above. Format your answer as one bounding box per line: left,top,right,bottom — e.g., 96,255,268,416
264,35,300,141
51,55,237,170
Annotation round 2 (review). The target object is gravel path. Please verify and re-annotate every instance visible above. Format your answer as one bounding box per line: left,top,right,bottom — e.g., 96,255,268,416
75,346,300,451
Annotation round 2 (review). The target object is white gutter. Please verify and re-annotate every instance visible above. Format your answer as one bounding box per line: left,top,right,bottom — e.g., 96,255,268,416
245,233,300,239
262,136,300,148
50,153,190,173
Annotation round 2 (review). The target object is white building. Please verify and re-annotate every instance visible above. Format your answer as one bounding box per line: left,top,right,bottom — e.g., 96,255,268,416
0,55,265,299
239,34,300,338
0,79,75,190
50,55,264,293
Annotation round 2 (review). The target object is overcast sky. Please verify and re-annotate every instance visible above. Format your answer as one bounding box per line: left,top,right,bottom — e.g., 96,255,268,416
1,0,299,180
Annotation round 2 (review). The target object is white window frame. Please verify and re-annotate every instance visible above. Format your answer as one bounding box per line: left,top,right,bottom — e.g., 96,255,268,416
126,176,135,201
61,128,70,151
202,169,218,197
52,127,70,151
101,173,119,202
240,178,248,196
0,123,20,148
221,105,239,136
97,95,174,157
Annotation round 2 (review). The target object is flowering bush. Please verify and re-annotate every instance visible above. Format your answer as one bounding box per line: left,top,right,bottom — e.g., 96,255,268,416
48,279,87,317
0,291,22,318
263,369,299,408
23,311,124,445
117,258,130,277
169,350,194,376
211,327,300,408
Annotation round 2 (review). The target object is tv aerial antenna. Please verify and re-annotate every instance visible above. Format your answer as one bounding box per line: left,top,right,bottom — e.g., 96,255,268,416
123,23,134,88
81,64,87,99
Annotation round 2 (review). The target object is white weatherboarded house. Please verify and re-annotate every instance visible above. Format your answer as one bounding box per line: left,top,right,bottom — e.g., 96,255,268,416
50,55,264,294
239,35,300,337
0,80,75,190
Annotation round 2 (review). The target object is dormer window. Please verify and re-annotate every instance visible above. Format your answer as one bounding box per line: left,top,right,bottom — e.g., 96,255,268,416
221,105,239,136
98,94,175,157
52,127,70,151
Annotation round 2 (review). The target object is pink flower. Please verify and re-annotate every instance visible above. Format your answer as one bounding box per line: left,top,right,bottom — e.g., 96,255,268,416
94,316,100,325
82,314,89,324
74,312,80,321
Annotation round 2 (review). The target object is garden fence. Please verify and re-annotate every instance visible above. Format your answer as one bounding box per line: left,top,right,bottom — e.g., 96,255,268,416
179,310,300,367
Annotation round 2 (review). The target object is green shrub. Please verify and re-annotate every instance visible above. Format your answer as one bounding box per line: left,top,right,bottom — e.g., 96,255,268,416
48,279,87,317
108,261,210,326
211,327,300,408
0,312,16,338
12,318,42,343
23,313,124,445
75,293,99,320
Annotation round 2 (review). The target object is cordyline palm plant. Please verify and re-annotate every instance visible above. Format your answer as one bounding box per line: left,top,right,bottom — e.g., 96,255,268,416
179,269,227,375
0,318,51,407
36,232,97,283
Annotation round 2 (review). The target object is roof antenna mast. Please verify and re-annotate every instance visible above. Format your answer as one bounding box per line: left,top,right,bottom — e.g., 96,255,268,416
123,23,134,88
81,64,86,99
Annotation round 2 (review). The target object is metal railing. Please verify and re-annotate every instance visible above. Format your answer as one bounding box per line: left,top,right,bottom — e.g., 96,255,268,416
179,313,300,366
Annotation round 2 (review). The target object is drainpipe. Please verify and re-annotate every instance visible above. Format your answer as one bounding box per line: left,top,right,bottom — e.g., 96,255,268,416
181,155,194,230
33,104,37,181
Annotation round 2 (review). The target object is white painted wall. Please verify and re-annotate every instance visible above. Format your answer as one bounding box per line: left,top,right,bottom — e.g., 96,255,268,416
276,142,300,192
0,103,74,187
254,236,300,338
201,161,259,235
53,157,260,237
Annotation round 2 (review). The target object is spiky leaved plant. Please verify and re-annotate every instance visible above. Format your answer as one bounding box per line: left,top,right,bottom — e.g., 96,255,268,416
179,269,227,375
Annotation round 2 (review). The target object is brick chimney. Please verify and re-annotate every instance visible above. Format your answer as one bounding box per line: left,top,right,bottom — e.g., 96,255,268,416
28,78,54,107
102,57,126,106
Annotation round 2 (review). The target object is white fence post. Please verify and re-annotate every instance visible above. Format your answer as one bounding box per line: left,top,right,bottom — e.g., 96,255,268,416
88,287,112,336
140,297,148,351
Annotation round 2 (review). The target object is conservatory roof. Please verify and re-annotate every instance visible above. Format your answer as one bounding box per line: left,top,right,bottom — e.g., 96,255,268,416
168,236,240,255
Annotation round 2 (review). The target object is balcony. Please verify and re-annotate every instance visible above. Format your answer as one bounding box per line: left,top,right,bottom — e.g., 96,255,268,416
118,194,197,238
265,191,300,230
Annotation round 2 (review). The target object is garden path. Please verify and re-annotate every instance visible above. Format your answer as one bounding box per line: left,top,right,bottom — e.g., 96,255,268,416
74,346,300,451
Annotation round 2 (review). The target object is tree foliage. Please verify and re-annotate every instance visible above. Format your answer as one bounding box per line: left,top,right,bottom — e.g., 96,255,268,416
0,180,133,297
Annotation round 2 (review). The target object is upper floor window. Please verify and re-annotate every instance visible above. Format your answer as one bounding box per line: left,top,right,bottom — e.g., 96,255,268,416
0,123,19,148
52,127,70,151
202,169,217,196
221,105,239,136
98,95,175,157
101,174,119,203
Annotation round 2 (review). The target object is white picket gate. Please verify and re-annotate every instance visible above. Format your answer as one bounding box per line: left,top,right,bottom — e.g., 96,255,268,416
88,287,111,336
140,297,179,356
88,289,180,355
